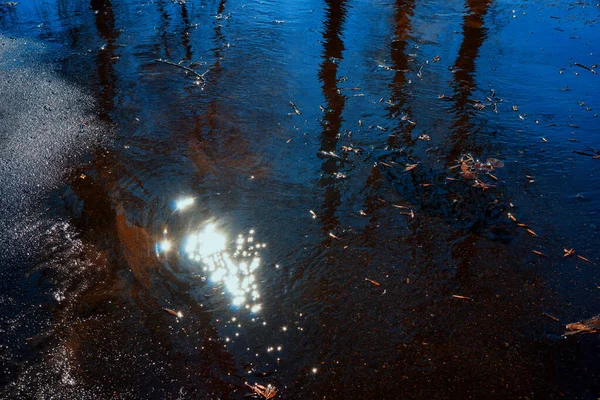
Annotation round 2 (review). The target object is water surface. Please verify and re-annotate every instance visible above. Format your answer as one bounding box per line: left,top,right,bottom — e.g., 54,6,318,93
1,0,599,398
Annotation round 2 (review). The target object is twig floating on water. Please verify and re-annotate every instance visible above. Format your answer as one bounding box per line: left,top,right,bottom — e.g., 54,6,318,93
573,150,599,158
365,278,380,286
154,59,210,85
289,101,302,115
542,312,560,322
578,255,593,264
532,250,547,257
573,62,598,75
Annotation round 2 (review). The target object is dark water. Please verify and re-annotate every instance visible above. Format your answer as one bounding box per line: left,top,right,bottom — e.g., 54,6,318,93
1,0,599,398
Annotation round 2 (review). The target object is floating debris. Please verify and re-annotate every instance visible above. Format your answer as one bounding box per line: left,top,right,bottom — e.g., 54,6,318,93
542,313,560,322
473,101,485,110
329,232,341,240
573,62,597,75
573,145,600,158
318,150,341,159
341,145,362,154
578,255,593,264
309,210,317,219
565,315,600,335
365,278,380,286
162,308,183,318
404,163,419,172
532,250,547,257
289,101,302,115
563,248,575,257
245,382,277,399
457,154,504,182
154,59,211,86
526,228,538,237
452,295,473,300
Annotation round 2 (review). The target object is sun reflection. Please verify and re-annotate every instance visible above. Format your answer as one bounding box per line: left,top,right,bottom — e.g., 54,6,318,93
155,239,172,254
182,224,264,312
174,197,195,211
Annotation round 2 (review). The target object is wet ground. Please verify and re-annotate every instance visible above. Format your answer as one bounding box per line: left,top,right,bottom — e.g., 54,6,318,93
0,0,599,398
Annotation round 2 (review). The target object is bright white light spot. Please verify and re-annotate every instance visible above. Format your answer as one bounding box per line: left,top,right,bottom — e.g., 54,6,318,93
175,197,195,211
159,240,172,253
312,368,318,374
182,223,268,312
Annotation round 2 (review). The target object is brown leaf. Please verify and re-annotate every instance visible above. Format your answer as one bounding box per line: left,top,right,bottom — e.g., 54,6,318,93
542,313,560,322
526,229,538,237
452,295,473,300
162,308,183,318
563,248,575,257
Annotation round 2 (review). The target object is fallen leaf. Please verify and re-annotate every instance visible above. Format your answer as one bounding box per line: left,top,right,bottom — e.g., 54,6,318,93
542,313,559,322
365,278,380,286
452,295,473,300
563,248,575,257
162,308,183,318
526,229,538,237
